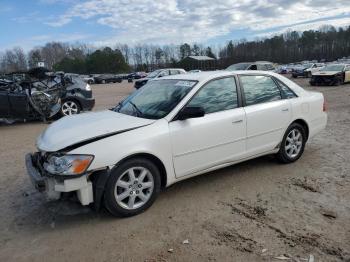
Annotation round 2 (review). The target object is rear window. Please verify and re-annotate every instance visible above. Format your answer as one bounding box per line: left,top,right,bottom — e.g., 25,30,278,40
276,79,297,99
240,75,281,106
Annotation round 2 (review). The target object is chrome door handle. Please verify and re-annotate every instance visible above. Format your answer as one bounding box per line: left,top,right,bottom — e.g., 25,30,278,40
282,108,289,112
232,119,243,124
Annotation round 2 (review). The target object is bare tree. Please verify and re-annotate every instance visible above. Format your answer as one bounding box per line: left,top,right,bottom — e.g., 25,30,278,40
28,48,42,68
0,47,27,73
40,42,68,69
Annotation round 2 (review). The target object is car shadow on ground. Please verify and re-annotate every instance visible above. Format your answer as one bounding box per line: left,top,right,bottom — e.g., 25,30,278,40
13,154,280,233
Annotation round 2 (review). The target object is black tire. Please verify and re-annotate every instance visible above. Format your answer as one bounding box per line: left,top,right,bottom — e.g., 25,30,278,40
310,81,316,86
292,74,297,78
276,123,306,163
103,158,161,217
334,77,343,86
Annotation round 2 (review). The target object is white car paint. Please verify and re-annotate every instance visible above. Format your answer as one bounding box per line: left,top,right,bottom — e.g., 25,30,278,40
304,63,325,74
33,70,327,205
37,110,155,152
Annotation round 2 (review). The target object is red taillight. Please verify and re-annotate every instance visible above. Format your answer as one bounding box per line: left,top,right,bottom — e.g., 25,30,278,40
323,99,327,112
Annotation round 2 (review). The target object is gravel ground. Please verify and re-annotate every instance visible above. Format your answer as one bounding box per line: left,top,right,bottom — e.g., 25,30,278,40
0,76,349,262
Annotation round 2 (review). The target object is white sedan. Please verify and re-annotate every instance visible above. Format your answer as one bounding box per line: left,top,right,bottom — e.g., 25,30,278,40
26,71,327,217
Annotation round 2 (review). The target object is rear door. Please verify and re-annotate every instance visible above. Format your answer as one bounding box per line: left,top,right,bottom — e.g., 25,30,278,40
239,74,292,156
169,77,246,178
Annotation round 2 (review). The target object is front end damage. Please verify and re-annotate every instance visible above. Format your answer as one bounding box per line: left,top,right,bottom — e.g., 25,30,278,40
1,68,70,123
26,152,94,206
310,72,343,86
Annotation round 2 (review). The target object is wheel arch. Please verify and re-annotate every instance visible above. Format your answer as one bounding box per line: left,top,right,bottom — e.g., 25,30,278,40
113,153,168,189
290,118,309,141
62,96,82,110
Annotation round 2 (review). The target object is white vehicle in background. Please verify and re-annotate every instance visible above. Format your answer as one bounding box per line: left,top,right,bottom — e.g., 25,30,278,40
226,61,275,71
26,71,327,217
292,63,325,78
304,63,325,76
80,75,95,84
134,68,186,89
189,69,202,73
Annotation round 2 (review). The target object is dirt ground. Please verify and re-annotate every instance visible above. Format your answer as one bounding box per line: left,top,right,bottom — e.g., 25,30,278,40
0,76,349,262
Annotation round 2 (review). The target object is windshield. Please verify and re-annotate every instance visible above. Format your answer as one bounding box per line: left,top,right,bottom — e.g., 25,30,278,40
113,79,197,119
226,63,250,71
321,64,344,72
146,70,162,78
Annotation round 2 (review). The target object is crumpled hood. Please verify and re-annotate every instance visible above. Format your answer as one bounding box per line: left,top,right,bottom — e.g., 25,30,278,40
312,71,340,76
37,110,155,152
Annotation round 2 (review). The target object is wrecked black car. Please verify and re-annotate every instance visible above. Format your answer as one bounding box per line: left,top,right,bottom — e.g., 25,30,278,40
310,64,350,86
94,74,122,84
61,74,95,116
0,68,95,124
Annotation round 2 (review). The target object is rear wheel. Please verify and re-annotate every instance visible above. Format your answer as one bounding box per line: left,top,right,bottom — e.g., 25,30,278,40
61,100,80,116
276,123,306,163
104,158,161,217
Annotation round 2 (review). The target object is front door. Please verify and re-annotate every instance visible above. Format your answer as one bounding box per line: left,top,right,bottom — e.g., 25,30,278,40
169,77,246,178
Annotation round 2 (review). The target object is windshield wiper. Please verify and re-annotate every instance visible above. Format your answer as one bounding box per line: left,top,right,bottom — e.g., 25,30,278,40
128,101,144,117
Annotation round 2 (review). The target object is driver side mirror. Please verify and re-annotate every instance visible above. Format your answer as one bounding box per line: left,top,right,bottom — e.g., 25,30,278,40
177,106,205,121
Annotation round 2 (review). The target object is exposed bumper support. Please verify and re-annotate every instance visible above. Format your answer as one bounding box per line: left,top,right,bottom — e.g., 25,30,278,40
25,153,93,206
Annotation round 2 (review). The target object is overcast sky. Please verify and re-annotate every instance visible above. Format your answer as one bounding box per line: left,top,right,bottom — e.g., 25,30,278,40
0,0,350,51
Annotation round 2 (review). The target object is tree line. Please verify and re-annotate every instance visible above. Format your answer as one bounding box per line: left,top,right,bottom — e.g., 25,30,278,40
0,24,349,74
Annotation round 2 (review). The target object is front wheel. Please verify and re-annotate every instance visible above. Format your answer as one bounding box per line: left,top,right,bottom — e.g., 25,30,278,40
276,123,306,163
334,77,343,86
104,158,161,217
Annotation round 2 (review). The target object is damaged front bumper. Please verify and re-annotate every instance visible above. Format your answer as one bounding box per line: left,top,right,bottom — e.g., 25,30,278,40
25,153,93,205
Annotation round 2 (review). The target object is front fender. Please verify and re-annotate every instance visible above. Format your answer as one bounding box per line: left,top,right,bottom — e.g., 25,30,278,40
68,119,177,187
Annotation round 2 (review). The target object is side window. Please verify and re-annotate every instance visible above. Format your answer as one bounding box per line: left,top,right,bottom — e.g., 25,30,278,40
240,75,281,106
249,64,257,70
187,77,238,114
158,70,169,77
257,64,267,70
276,79,297,99
266,64,275,70
170,70,180,75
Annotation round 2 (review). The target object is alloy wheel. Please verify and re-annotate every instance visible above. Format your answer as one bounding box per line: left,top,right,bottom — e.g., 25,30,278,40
62,101,79,116
285,128,303,158
114,167,154,210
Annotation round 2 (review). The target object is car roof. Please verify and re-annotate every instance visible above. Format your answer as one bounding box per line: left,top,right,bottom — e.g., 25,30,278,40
326,63,349,66
158,70,282,82
156,70,306,97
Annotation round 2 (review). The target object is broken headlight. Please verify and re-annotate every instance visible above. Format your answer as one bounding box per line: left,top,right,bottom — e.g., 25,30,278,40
44,154,94,176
